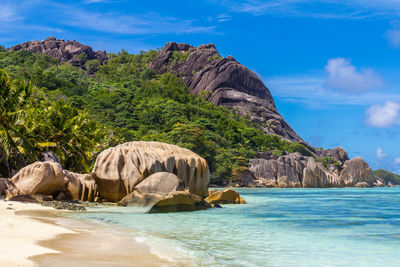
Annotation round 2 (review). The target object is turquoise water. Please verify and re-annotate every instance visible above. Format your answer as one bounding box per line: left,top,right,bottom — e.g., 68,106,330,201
71,188,400,266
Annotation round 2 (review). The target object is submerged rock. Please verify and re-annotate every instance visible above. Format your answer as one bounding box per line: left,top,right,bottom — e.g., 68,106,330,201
92,141,210,202
40,201,86,211
147,191,211,213
205,189,246,205
118,190,163,207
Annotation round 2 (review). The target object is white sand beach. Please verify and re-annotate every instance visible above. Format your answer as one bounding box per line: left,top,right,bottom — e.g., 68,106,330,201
0,201,74,266
0,200,167,267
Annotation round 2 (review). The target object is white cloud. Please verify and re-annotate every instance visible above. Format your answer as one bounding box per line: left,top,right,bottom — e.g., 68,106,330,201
394,157,400,164
215,0,400,19
386,27,400,47
365,101,400,127
376,148,387,159
0,2,21,22
62,9,215,35
324,58,382,92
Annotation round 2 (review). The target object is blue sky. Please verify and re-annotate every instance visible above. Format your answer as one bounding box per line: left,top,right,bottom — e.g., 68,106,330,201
1,0,400,172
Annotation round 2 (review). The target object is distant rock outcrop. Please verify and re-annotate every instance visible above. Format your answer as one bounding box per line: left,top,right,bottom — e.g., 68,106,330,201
315,147,349,164
91,141,210,202
8,37,108,68
339,157,374,187
245,152,376,188
149,42,306,145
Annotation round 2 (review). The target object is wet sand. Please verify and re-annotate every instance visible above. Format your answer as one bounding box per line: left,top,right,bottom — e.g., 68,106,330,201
0,200,169,266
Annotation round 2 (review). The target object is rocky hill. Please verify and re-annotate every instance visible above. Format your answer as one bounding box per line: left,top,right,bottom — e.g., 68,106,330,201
8,37,108,68
149,42,306,146
2,37,395,188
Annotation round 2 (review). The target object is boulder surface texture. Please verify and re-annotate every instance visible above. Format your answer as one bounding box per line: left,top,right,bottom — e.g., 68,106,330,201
92,141,210,202
10,161,65,196
205,189,246,205
148,42,307,146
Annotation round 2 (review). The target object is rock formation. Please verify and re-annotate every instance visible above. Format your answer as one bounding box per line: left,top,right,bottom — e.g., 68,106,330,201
149,42,307,145
205,189,246,205
91,141,210,202
8,37,108,68
135,172,185,196
339,157,374,187
315,147,349,164
10,161,65,195
245,151,376,188
63,170,98,202
118,190,163,207
147,191,211,213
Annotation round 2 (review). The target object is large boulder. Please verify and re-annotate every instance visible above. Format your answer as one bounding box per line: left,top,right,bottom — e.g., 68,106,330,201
118,190,163,207
147,191,211,213
339,157,374,187
302,157,342,187
91,142,210,202
11,161,65,196
250,152,307,187
204,189,246,205
63,170,98,201
135,172,185,195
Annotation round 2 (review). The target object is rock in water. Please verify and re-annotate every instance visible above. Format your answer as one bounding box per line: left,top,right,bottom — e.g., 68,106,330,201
11,161,65,196
135,172,185,195
118,190,163,207
147,191,211,213
63,170,98,201
302,157,342,187
205,189,246,205
91,141,210,202
339,157,374,187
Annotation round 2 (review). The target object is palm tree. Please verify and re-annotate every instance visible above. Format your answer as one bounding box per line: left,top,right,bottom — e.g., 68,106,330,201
0,69,36,177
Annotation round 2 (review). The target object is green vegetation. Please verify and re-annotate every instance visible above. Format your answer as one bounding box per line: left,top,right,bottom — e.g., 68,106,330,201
207,55,223,62
0,49,312,183
317,157,342,172
373,169,400,185
170,50,190,63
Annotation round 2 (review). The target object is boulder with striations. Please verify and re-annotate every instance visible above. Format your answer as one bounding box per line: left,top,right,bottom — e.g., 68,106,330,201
147,191,211,213
10,161,65,196
91,141,210,202
339,157,374,187
63,170,98,202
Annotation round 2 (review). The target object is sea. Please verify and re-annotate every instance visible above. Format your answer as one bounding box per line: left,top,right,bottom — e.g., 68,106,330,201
70,188,400,267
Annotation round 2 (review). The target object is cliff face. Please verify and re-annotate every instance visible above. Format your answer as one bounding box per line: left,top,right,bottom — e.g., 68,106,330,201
8,37,108,68
148,42,305,145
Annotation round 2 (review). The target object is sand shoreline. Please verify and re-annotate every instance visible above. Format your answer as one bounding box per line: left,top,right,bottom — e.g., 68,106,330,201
0,200,168,266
